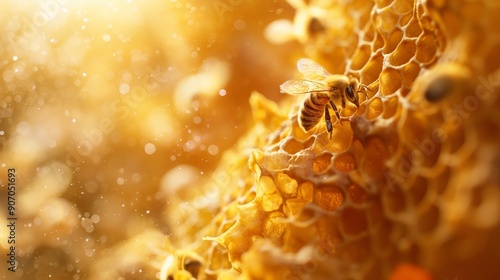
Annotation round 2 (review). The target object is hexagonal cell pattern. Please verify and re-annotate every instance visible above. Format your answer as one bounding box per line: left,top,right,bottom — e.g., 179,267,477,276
166,0,500,279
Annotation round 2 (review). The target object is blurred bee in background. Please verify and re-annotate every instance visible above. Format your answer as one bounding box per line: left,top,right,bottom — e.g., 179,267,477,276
280,58,369,138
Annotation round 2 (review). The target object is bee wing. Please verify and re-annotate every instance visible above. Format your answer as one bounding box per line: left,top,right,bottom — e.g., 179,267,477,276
280,79,329,95
297,58,331,80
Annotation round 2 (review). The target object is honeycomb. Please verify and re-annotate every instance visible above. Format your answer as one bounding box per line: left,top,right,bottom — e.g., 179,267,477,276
166,0,500,279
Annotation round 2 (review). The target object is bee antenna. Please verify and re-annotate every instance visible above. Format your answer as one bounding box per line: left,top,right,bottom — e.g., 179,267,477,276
357,84,371,99
358,83,371,91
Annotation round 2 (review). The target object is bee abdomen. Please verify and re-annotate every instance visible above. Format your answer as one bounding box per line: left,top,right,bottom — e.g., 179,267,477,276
299,95,328,132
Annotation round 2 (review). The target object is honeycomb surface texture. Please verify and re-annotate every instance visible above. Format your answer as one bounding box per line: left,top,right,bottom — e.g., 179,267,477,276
167,0,500,279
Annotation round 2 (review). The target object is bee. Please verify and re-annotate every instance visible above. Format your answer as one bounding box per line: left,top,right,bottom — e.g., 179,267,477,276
280,58,369,138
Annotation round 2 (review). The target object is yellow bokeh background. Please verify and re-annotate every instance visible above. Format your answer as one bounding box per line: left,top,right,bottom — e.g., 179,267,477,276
0,0,297,279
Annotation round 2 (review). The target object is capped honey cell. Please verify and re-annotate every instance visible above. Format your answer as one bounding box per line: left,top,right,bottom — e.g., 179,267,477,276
315,185,345,211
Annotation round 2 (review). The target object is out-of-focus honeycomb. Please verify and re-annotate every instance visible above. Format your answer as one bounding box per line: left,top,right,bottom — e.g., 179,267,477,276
0,0,294,279
166,0,500,280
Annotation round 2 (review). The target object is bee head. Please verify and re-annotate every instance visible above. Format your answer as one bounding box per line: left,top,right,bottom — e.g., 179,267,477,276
345,84,359,107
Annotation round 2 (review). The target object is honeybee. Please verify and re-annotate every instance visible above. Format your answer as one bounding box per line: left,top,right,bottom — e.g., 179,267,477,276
280,58,369,138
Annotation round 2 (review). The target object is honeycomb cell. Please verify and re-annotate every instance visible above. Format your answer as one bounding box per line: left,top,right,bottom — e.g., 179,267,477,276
264,212,286,239
341,207,368,236
315,185,345,211
275,173,298,195
315,123,354,153
352,139,365,163
298,181,314,202
382,96,400,119
291,118,315,140
408,176,428,206
351,44,372,70
242,190,257,205
284,198,305,216
374,0,393,9
398,13,414,27
404,18,423,38
361,136,389,180
389,39,417,66
366,97,384,119
313,153,333,174
294,204,319,224
376,8,400,33
380,67,402,96
417,139,442,170
416,32,438,64
367,200,385,228
258,176,277,196
333,152,356,173
362,23,376,43
393,0,414,15
362,53,384,85
417,204,441,233
400,61,422,89
346,184,369,204
399,82,411,98
282,138,305,154
304,137,315,150
384,29,404,54
262,191,283,212
221,216,237,233
433,166,451,195
384,185,407,214
372,31,385,51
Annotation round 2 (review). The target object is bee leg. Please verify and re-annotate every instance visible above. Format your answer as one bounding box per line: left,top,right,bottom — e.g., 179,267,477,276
329,100,342,126
324,105,333,139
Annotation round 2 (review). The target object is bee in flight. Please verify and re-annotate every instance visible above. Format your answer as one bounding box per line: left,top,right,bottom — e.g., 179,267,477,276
280,58,369,138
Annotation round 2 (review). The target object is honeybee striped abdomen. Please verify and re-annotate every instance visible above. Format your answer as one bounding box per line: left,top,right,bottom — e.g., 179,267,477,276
299,94,329,131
